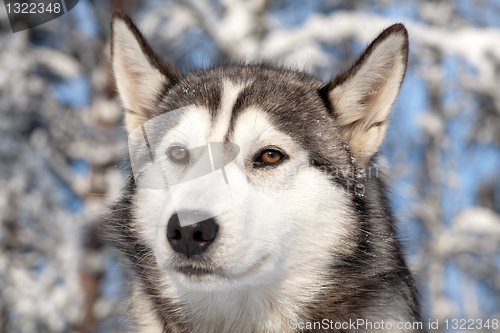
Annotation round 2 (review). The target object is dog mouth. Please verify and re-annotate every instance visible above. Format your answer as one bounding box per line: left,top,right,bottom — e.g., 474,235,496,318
173,254,271,281
175,265,215,276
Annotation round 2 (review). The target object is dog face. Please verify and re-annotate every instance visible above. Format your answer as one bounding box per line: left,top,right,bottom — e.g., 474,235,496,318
111,12,408,290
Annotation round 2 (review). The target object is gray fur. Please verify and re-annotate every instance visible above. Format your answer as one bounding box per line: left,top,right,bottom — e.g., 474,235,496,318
108,11,423,333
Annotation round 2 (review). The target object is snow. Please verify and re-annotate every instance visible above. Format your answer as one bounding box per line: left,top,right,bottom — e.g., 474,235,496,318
1,0,500,331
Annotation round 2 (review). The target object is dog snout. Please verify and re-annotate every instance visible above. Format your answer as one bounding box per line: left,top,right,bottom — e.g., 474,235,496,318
166,212,218,258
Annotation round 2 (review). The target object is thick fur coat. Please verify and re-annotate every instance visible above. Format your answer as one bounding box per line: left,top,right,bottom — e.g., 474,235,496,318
108,11,423,333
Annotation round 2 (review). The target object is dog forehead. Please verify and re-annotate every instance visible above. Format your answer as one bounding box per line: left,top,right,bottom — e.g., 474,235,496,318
158,66,331,143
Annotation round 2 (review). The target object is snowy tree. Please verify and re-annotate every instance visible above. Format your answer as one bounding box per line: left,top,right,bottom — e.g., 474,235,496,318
0,0,499,331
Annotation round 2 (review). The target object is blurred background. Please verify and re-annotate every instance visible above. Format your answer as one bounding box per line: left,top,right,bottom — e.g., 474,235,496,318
0,0,499,332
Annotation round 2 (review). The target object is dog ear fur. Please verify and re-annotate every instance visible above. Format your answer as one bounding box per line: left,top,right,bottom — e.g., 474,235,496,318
325,24,409,165
111,11,181,133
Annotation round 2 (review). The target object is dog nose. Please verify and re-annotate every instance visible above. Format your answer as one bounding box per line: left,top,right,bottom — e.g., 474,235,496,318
166,213,218,258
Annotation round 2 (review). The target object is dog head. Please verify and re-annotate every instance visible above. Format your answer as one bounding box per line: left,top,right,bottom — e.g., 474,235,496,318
110,12,408,290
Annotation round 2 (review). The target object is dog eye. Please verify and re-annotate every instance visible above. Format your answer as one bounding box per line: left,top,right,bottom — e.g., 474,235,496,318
262,150,282,164
167,146,189,163
254,149,284,167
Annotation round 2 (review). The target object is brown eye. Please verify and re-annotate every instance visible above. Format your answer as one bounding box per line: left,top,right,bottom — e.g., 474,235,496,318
261,150,283,164
168,146,189,163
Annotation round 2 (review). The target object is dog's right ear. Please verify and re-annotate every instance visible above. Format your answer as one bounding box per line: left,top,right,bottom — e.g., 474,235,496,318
111,11,181,133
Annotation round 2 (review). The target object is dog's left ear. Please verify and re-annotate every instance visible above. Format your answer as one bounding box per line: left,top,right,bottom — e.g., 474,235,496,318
324,24,408,165
111,11,182,133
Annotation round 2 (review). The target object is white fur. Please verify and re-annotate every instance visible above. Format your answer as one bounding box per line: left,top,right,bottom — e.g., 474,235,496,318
127,282,167,333
111,18,412,331
132,89,357,332
211,80,248,139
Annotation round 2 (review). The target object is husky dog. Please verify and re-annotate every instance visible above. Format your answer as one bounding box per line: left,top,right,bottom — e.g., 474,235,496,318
108,11,422,333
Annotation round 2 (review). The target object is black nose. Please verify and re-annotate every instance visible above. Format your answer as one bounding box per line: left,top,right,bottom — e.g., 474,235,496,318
166,213,218,258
